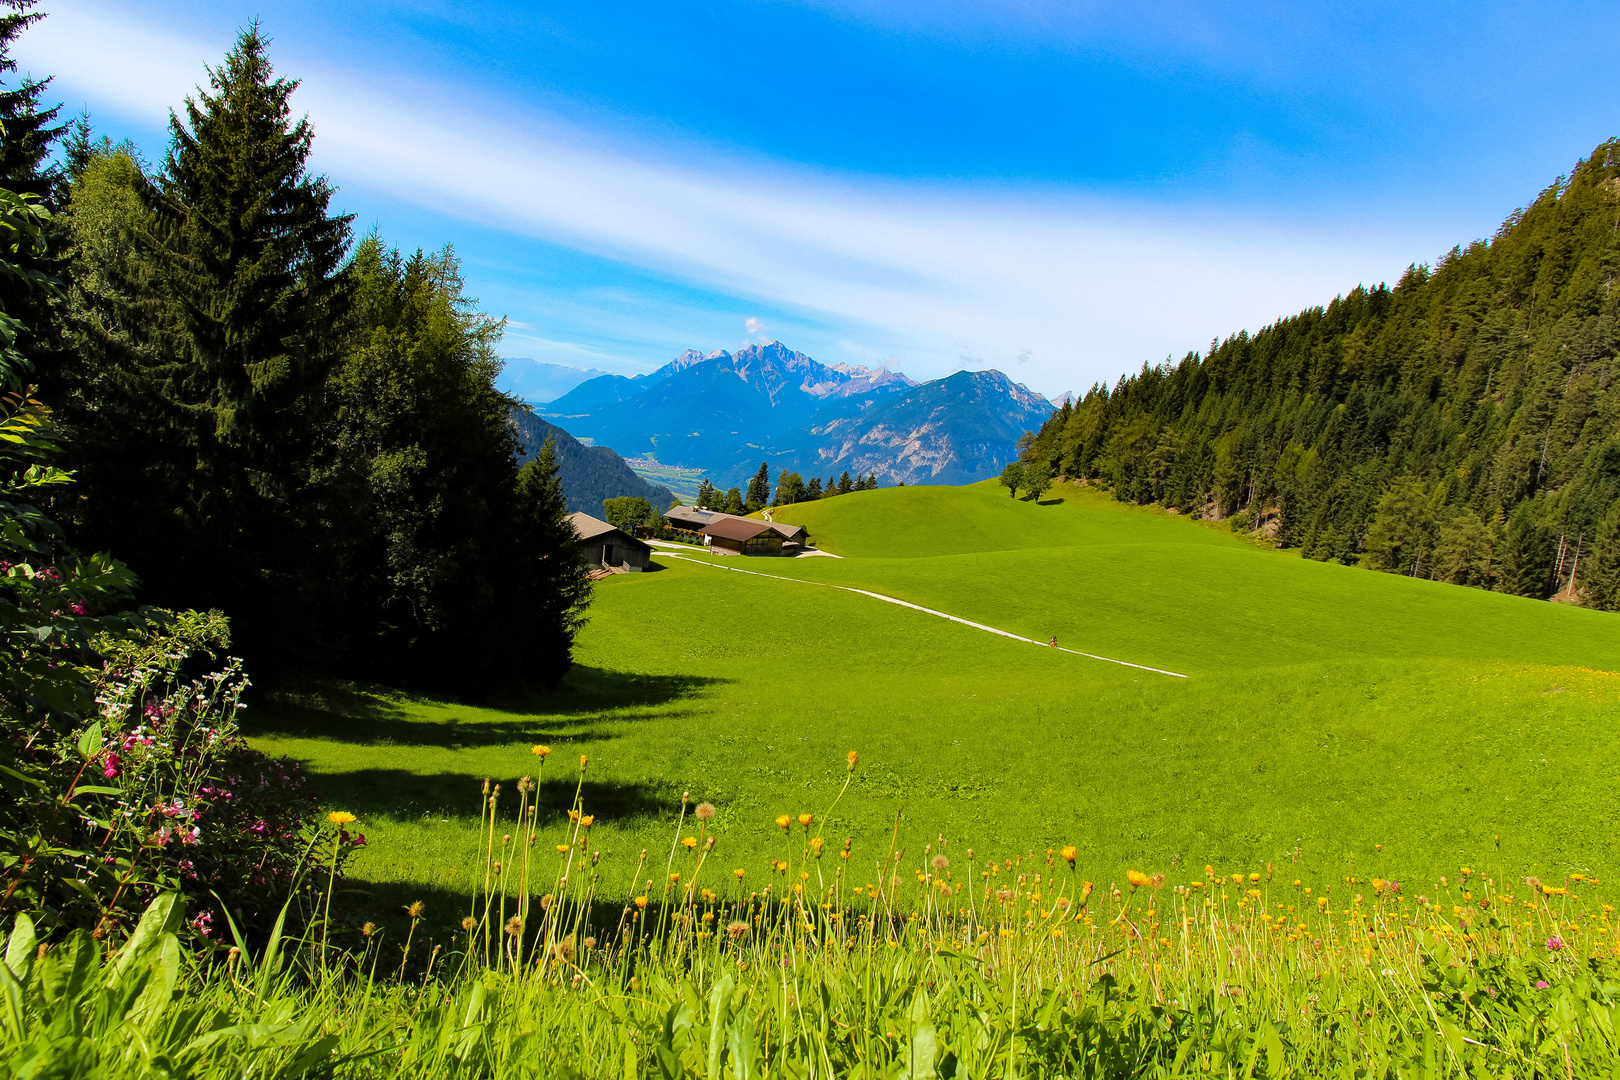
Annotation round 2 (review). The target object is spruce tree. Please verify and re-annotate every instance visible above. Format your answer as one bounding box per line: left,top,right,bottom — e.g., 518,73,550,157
695,478,715,509
745,462,770,511
66,26,352,670
837,471,853,495
511,440,592,685
806,477,822,500
0,1,63,184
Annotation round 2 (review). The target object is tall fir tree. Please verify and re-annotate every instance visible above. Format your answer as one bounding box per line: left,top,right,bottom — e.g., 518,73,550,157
745,461,770,511
511,440,591,686
63,26,352,670
0,1,63,185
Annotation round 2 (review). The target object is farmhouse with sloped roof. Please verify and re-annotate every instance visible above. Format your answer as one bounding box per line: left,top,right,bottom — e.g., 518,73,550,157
663,504,808,547
567,511,652,572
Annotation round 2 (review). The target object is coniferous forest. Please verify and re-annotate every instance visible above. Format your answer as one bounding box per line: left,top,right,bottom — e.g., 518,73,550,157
21,23,589,691
1023,139,1620,608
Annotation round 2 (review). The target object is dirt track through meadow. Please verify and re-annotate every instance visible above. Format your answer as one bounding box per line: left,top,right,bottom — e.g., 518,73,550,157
654,551,1189,678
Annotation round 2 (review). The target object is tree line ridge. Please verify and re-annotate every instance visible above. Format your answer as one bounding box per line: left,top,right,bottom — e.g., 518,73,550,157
1021,139,1620,608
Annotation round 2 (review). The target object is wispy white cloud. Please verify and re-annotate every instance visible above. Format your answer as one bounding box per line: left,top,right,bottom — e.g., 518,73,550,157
27,3,1449,393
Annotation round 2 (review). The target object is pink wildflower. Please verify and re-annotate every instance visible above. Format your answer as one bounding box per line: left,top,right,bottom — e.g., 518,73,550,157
1546,936,1566,952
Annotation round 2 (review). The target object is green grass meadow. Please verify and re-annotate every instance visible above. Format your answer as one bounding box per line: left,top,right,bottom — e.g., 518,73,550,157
248,480,1620,939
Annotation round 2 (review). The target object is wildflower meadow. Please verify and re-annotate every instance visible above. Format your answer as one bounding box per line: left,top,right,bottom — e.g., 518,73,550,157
6,744,1620,1077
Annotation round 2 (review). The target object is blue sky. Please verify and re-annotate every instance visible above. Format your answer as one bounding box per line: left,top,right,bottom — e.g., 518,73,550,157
23,1,1620,397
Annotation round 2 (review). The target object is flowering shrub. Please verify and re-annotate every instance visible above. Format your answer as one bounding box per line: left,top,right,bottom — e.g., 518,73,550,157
0,185,350,945
0,613,358,943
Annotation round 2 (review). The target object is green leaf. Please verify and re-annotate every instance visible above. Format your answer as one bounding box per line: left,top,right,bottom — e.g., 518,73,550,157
76,721,103,762
4,912,35,981
707,974,735,1080
110,892,181,984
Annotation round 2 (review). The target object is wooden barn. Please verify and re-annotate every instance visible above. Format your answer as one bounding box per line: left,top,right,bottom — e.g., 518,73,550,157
567,511,652,572
702,516,785,556
664,505,808,550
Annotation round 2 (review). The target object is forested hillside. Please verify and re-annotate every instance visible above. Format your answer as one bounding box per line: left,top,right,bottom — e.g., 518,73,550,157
508,409,676,513
1024,139,1620,609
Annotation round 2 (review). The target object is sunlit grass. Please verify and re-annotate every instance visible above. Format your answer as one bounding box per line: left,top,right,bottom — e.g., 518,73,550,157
245,482,1620,961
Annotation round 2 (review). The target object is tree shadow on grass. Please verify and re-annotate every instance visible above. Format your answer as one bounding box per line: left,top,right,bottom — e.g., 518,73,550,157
243,665,727,748
311,769,678,823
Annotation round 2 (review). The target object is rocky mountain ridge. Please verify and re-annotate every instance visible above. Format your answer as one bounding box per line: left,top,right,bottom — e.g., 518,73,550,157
542,341,1052,487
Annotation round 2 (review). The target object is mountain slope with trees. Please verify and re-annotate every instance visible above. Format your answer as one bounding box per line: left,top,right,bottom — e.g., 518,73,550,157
509,409,676,513
1021,139,1620,610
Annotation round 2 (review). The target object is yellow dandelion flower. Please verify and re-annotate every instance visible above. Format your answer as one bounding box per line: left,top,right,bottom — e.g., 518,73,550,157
798,813,813,828
326,811,357,826
531,745,551,758
733,868,746,880
555,844,571,854
775,814,791,830
1060,845,1078,865
669,872,682,882
1126,869,1151,890
580,815,594,827
634,896,648,909
846,750,858,771
682,837,698,850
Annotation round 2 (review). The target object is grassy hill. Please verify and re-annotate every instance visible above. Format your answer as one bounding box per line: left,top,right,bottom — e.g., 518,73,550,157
247,480,1620,933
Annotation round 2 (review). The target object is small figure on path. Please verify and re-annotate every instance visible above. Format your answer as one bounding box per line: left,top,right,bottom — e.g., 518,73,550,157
1049,636,1057,648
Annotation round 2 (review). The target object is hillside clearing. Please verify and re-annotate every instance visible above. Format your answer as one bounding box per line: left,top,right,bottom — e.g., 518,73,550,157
248,481,1620,938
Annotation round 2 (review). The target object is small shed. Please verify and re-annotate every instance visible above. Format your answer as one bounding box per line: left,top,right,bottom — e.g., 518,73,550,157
567,511,652,572
703,517,784,556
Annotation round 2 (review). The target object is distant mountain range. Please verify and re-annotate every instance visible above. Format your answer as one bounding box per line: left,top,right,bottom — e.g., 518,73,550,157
500,358,612,403
541,341,1052,486
508,410,676,514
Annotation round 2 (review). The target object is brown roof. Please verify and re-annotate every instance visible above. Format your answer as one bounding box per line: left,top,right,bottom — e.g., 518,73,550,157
703,517,779,542
567,511,650,550
668,504,807,541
